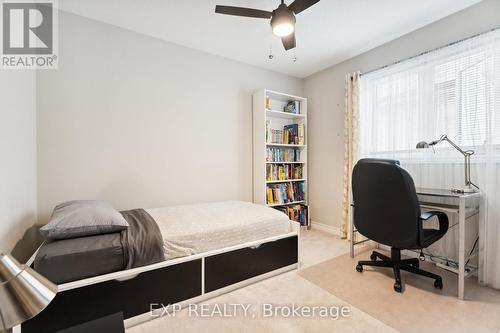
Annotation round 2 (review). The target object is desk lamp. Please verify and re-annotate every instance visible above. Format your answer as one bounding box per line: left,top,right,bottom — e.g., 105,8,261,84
416,134,479,193
0,253,57,332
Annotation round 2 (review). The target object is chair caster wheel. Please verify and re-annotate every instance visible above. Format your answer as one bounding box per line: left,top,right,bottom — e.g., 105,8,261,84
370,253,377,261
394,281,402,293
356,264,363,272
434,279,443,289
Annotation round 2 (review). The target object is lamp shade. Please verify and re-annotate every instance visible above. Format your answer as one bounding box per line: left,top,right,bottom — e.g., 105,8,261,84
270,3,296,37
0,254,57,330
416,141,430,149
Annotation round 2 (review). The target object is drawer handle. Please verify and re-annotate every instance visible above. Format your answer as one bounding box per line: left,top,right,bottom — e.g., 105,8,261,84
115,273,139,282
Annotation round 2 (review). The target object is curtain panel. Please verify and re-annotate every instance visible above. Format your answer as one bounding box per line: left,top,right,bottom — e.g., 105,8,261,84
341,72,360,239
358,29,500,289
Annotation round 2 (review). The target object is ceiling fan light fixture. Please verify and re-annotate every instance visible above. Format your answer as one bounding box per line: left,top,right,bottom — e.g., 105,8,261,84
215,0,321,51
270,4,296,37
272,22,294,37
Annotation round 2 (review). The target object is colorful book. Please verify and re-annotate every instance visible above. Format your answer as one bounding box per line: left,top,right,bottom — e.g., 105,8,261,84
266,181,305,204
266,147,300,162
275,204,308,225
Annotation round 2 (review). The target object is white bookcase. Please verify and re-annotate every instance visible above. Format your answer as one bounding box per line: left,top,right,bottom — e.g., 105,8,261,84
252,89,309,227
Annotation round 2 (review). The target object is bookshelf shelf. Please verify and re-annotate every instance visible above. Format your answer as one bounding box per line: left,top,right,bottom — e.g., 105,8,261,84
266,109,306,119
266,179,307,184
253,89,310,227
266,143,307,148
267,201,305,207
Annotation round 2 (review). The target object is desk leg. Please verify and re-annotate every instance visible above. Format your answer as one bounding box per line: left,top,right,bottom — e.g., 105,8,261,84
349,204,354,258
458,197,465,300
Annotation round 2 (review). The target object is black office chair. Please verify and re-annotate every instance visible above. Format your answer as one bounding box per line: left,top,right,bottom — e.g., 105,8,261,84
352,158,449,292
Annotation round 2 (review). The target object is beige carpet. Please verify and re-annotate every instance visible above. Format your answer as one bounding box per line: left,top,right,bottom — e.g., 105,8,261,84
127,271,396,333
127,231,395,333
299,250,500,333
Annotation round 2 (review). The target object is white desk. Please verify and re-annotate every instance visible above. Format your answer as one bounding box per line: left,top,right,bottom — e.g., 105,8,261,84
349,188,480,300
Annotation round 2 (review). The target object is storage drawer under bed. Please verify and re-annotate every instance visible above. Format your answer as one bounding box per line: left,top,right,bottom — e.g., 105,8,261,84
22,259,202,333
204,235,298,292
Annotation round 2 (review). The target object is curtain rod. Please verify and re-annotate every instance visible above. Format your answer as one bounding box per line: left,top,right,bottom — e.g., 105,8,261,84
360,26,500,77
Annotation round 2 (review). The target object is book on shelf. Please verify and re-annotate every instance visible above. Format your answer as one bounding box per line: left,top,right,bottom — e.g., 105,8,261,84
283,124,298,145
266,147,301,162
266,122,305,145
269,129,284,144
266,182,305,205
298,123,305,145
275,204,308,226
266,164,303,181
283,101,300,114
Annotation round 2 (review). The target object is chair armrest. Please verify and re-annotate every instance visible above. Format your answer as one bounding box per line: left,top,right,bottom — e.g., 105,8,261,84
419,210,449,234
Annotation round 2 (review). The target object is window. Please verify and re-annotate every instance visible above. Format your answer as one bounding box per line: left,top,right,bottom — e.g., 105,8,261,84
359,30,500,161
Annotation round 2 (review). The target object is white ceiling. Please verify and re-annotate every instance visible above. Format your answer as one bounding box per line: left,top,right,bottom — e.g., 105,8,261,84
59,0,482,78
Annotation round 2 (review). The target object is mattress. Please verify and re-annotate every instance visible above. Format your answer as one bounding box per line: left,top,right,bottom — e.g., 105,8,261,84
34,201,293,283
34,233,125,284
147,201,293,260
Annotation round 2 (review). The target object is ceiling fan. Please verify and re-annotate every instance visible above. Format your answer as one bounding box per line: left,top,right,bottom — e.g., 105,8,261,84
215,0,320,51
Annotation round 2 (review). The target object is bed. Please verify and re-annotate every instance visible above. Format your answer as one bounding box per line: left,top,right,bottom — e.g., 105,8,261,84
22,201,300,333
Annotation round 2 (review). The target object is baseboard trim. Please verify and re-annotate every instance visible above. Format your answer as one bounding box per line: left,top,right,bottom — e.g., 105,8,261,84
311,221,341,236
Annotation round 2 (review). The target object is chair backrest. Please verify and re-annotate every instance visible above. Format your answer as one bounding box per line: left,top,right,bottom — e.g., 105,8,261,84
351,158,421,249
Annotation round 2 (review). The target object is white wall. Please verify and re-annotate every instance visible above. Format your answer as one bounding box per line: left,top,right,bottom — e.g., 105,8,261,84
36,11,303,222
0,71,37,254
303,0,500,228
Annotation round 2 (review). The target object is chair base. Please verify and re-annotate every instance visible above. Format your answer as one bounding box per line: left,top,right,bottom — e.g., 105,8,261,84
356,248,443,292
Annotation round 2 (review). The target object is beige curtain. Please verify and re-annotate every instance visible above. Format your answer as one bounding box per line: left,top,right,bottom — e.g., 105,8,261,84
341,72,360,239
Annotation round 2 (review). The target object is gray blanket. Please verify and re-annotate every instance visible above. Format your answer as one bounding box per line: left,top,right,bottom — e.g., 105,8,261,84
34,209,165,284
120,208,165,269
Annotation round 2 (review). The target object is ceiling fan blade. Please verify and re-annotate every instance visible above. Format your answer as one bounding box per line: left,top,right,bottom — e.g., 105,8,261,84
215,5,272,19
289,0,320,14
282,33,296,51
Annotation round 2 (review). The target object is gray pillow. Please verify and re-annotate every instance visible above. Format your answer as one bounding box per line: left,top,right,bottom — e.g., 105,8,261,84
40,200,129,241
